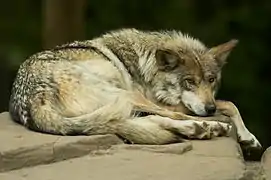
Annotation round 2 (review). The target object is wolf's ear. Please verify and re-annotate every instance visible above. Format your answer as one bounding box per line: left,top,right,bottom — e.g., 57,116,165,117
207,39,239,67
155,49,181,71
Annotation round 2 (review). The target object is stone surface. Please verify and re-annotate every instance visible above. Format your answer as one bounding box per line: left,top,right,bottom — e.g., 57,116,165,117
110,141,193,154
0,137,247,180
0,112,123,172
262,146,271,180
0,111,254,179
240,162,265,180
188,137,243,158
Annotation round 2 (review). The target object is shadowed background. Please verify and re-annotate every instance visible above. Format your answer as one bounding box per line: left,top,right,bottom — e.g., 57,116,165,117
0,0,270,150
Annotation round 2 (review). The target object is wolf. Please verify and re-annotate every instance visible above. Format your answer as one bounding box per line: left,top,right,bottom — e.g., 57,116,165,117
9,28,261,149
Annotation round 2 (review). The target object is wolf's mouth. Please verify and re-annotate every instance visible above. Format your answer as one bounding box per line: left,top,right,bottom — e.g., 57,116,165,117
133,111,155,117
184,104,211,117
184,103,194,114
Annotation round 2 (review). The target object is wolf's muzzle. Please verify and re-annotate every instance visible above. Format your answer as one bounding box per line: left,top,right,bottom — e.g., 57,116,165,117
205,103,216,116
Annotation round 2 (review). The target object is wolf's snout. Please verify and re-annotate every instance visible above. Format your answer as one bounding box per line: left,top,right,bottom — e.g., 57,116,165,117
205,103,216,116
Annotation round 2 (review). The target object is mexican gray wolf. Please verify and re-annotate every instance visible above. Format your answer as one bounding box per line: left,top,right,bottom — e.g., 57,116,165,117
9,28,261,150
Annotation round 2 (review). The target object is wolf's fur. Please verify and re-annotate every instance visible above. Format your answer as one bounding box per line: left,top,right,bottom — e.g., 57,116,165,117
9,28,261,147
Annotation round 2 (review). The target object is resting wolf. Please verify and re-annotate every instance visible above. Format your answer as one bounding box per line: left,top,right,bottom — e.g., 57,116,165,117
9,28,261,149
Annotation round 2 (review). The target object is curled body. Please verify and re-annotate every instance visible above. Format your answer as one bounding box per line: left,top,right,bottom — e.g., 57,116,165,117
9,28,261,148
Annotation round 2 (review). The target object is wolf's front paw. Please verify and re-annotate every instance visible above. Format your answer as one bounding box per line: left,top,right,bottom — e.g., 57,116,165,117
238,131,263,160
239,131,262,149
192,121,232,139
207,121,232,137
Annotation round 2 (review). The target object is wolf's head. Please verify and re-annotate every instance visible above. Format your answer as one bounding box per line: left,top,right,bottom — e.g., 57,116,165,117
151,38,238,116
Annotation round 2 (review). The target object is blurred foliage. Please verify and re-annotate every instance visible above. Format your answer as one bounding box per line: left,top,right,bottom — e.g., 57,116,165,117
0,0,270,148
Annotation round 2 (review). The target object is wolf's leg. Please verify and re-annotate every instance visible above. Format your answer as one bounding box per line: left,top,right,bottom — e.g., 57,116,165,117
130,91,201,119
115,116,182,145
215,100,262,149
130,91,231,122
146,115,232,139
116,115,231,144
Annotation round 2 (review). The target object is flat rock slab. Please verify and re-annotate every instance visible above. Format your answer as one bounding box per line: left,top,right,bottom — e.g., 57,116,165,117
0,111,249,180
262,146,271,179
0,112,123,172
0,139,246,180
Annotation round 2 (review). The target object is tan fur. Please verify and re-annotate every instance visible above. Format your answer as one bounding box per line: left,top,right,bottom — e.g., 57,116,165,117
9,28,261,148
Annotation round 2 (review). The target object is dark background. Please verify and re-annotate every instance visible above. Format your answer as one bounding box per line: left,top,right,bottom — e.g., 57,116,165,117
0,0,270,150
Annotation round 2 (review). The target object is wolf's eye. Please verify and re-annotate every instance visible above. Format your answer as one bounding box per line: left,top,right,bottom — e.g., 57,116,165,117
185,78,196,86
208,77,215,83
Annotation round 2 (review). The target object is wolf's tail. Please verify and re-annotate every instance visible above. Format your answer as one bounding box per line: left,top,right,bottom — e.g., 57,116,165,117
25,95,180,145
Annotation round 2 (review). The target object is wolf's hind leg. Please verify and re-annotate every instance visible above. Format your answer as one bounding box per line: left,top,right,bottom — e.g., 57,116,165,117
146,115,232,139
116,115,232,145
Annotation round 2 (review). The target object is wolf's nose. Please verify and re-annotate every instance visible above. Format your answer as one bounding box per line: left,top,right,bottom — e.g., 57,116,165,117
205,104,216,115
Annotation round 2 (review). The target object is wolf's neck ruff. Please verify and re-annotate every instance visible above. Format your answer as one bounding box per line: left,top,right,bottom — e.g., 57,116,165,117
97,29,208,83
